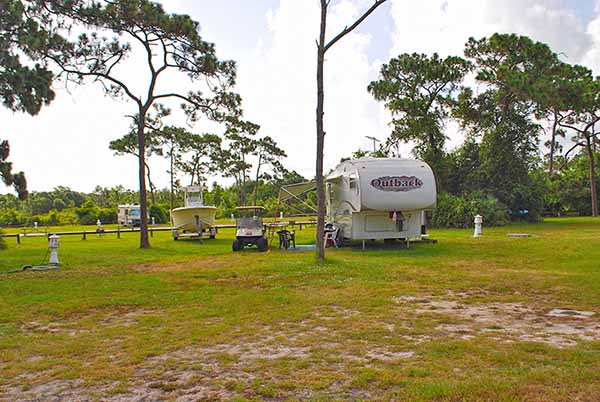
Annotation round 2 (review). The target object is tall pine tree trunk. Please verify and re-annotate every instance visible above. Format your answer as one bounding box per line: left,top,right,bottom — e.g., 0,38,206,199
313,0,386,260
315,1,327,260
253,154,262,206
145,161,155,205
586,134,598,217
137,111,150,248
170,146,175,211
548,110,558,175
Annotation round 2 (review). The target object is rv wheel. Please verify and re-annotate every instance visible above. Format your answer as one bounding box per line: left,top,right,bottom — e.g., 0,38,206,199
257,237,268,252
232,239,242,252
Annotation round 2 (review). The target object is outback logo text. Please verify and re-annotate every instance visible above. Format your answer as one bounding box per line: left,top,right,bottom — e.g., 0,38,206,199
370,175,423,192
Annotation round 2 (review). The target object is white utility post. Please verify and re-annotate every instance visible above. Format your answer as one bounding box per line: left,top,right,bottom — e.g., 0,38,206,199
48,235,60,266
474,215,483,237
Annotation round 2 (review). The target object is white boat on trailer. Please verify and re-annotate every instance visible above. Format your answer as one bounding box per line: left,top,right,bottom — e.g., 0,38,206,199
171,186,218,240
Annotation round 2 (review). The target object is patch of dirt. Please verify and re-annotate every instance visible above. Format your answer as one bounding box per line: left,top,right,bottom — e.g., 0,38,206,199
1,379,86,402
364,349,415,361
547,309,595,318
393,292,600,348
313,305,361,321
21,309,158,336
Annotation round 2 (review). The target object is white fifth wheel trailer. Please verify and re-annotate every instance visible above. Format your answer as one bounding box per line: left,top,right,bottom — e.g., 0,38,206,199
325,158,436,243
278,157,437,245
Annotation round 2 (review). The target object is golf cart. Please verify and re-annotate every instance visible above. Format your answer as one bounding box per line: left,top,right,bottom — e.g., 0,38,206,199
232,206,268,252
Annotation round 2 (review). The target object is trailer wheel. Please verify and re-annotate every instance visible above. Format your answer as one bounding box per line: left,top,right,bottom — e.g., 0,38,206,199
232,239,242,252
257,237,268,252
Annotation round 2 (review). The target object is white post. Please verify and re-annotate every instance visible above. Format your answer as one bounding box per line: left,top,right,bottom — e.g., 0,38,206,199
474,215,483,237
48,235,60,266
34,221,39,232
280,211,283,219
151,216,156,226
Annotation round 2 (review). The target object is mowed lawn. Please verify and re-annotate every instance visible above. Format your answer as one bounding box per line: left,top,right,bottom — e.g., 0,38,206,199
1,218,600,401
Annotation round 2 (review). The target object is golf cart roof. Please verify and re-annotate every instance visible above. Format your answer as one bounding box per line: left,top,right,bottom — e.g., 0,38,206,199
235,206,265,210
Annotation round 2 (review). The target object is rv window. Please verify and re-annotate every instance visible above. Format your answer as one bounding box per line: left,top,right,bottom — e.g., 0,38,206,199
349,175,357,190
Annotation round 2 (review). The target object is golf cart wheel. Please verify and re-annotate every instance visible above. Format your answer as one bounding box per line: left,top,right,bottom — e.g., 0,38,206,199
257,237,268,252
232,239,242,252
210,234,216,239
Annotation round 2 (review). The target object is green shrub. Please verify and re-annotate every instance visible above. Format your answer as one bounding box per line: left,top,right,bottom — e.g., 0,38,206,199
75,200,100,225
432,192,509,228
0,208,27,225
149,204,169,224
98,208,117,224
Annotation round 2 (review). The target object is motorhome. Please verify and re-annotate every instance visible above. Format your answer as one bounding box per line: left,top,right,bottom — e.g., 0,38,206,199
326,158,436,243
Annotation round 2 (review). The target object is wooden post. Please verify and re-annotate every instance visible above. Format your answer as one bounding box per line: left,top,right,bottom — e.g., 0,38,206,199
17,234,20,244
83,231,86,240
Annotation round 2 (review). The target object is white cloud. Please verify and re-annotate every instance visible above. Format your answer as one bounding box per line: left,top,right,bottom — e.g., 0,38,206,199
237,0,388,178
390,0,589,60
582,4,600,73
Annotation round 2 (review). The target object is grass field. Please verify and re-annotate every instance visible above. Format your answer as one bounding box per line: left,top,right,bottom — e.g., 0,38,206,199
1,217,600,401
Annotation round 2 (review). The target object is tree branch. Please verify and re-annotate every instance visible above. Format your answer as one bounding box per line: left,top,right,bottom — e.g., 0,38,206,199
48,54,142,107
323,0,387,53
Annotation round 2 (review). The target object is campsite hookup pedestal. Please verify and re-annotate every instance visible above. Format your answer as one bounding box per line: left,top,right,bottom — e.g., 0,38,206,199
48,235,60,266
473,215,483,237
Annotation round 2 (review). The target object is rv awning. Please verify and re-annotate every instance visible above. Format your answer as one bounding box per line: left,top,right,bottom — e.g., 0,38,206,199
278,181,316,203
278,181,317,213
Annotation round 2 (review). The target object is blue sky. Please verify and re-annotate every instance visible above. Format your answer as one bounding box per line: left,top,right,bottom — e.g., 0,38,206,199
2,0,600,192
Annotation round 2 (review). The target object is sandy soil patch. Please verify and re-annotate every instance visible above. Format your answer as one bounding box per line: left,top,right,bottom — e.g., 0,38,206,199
393,292,600,348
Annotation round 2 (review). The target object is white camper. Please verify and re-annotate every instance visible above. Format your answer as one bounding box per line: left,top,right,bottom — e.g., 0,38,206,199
117,204,142,226
325,158,436,242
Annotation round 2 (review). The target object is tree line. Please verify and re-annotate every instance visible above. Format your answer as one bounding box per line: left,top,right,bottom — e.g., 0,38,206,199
368,33,600,222
0,173,315,228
